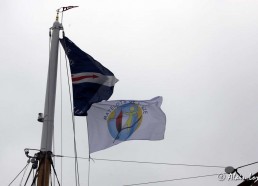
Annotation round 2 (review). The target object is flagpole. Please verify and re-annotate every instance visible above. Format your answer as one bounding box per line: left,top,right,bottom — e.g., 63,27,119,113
37,13,62,186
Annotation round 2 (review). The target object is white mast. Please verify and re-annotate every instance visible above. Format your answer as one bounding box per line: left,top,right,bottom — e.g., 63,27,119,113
40,16,62,151
37,14,62,186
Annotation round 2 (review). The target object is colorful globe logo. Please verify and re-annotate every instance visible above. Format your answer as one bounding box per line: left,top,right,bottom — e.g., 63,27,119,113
107,103,143,141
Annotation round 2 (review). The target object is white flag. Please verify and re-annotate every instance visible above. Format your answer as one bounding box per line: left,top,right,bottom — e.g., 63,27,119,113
86,96,166,153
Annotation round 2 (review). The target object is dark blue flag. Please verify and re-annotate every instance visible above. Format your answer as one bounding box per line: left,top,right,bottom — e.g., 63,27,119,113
60,36,118,116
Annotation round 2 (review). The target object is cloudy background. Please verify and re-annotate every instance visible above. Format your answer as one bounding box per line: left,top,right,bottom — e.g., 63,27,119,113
1,0,258,185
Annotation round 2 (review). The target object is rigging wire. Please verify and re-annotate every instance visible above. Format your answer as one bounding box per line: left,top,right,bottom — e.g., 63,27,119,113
236,161,258,170
8,162,29,186
23,166,33,186
88,157,91,186
54,153,258,185
87,119,92,186
53,155,225,169
53,134,56,186
30,173,38,186
59,43,63,186
50,159,61,186
62,33,80,186
19,162,30,186
92,158,225,168
123,173,220,186
59,11,64,186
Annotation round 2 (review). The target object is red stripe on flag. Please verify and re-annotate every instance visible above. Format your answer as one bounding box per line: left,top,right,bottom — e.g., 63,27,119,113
72,74,98,82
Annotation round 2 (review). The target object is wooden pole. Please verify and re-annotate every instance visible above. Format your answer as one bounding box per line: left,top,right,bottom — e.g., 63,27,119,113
37,153,51,186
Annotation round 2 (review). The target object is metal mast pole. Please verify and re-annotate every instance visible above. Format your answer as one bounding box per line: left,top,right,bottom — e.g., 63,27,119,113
37,14,62,186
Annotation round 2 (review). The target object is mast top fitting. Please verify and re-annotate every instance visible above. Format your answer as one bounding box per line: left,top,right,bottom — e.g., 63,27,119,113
56,6,79,13
55,6,79,21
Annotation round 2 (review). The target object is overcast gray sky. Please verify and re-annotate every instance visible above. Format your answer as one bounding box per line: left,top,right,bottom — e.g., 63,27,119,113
1,0,258,185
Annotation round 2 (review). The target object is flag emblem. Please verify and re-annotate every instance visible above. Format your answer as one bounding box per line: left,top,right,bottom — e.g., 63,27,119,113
87,97,166,153
107,103,143,141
